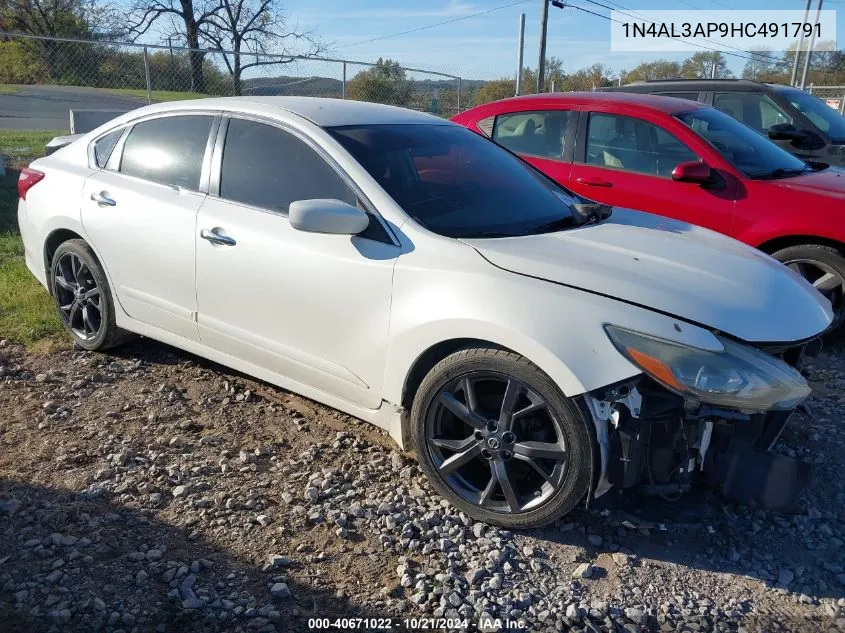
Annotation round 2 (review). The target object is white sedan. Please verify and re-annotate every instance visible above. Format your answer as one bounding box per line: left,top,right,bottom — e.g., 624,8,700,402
18,97,831,528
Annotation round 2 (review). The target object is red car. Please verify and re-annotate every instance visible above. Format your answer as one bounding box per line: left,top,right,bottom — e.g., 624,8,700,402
452,92,845,339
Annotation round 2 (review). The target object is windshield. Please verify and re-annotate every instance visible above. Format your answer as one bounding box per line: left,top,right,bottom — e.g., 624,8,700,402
676,108,808,179
327,124,580,238
784,90,845,143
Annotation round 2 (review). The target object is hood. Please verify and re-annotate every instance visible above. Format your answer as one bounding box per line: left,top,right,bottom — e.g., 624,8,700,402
767,167,845,200
464,208,832,344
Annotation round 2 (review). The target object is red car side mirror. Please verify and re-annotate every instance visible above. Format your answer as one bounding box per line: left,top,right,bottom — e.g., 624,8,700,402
671,161,713,184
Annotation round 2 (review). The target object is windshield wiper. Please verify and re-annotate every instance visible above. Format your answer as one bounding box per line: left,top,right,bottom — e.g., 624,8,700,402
529,216,579,235
749,166,811,180
529,203,614,235
459,230,524,238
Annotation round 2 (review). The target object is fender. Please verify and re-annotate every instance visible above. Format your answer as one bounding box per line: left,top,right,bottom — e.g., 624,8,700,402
382,318,594,407
39,220,133,323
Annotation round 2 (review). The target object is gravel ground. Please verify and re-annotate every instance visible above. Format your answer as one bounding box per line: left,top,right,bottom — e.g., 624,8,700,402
0,338,844,633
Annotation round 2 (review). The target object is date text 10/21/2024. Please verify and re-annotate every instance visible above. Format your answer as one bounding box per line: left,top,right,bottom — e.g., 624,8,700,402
306,617,529,630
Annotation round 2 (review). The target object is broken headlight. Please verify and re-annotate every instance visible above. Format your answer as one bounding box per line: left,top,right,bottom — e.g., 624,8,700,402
605,325,811,412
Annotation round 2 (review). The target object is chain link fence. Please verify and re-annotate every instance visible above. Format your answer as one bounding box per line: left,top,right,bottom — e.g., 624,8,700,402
807,85,845,115
3,31,845,126
0,31,466,119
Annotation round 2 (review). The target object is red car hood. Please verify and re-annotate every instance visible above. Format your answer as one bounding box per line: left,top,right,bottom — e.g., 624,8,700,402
768,167,845,200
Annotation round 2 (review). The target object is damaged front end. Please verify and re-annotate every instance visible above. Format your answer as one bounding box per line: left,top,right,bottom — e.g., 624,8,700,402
583,327,821,512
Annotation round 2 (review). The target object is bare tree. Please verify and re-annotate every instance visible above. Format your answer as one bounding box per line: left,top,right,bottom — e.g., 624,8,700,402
200,0,324,95
128,0,221,93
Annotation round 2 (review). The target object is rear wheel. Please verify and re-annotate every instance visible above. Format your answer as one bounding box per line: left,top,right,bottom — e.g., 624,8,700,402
411,347,592,529
50,239,132,350
772,244,845,342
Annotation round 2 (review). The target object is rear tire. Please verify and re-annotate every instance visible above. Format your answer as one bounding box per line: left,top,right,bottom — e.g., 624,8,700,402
50,239,132,351
772,244,845,342
411,346,592,529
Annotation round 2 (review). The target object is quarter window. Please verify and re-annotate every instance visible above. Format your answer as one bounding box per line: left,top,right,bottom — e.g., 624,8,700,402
93,129,123,168
119,115,213,190
220,118,356,212
584,112,698,178
492,110,570,159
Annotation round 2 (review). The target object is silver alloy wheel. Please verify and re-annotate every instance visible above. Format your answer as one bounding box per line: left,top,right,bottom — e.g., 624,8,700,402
425,372,568,514
53,252,102,340
786,258,845,330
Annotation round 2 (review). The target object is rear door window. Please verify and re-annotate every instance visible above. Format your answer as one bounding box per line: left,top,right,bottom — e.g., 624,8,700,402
492,110,570,159
119,115,213,190
655,91,701,101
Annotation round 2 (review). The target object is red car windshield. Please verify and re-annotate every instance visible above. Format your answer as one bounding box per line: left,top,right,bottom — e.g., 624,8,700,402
676,108,809,179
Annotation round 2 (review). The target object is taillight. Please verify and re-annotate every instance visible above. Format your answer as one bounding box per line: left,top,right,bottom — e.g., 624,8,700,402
18,168,45,200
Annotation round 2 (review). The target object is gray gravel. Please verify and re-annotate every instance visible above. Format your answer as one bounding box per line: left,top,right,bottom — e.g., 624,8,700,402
0,338,843,632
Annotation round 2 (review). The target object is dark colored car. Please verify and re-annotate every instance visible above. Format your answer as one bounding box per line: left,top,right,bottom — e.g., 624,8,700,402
452,92,845,338
600,79,845,168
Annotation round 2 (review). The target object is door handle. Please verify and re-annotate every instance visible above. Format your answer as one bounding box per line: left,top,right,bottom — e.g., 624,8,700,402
90,191,116,206
200,228,236,247
576,176,613,187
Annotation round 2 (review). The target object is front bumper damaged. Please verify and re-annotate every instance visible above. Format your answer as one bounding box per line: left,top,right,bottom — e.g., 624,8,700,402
584,378,813,513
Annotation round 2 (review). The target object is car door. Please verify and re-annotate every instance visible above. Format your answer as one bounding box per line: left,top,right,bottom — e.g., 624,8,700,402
488,108,576,185
81,113,218,341
567,109,736,235
195,116,401,409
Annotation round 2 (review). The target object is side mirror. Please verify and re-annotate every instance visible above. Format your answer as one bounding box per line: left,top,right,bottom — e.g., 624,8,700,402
768,123,808,142
289,199,369,235
671,161,713,184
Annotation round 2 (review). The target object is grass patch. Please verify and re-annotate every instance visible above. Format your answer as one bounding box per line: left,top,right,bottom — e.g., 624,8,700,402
0,85,22,95
0,130,66,347
102,88,209,102
0,129,66,163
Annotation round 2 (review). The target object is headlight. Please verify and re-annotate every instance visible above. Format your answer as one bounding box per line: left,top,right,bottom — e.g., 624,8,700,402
605,325,811,412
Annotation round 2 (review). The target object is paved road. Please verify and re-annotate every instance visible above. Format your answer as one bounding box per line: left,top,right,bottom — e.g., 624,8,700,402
0,85,148,131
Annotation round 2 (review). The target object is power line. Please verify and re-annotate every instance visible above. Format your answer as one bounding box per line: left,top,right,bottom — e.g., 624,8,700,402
337,0,532,49
589,0,839,77
578,0,787,65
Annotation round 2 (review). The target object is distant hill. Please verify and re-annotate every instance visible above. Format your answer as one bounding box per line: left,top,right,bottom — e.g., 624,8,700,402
241,75,487,98
242,76,343,97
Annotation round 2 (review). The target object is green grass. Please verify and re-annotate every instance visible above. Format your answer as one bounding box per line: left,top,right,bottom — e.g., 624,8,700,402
0,130,67,162
0,130,66,346
0,85,21,95
102,88,209,102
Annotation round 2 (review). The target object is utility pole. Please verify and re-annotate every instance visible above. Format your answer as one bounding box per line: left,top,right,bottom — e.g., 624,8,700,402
537,1,566,93
790,0,813,86
516,13,526,95
537,0,549,93
800,0,823,90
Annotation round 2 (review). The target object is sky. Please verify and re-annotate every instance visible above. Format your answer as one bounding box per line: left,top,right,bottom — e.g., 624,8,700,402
280,0,845,81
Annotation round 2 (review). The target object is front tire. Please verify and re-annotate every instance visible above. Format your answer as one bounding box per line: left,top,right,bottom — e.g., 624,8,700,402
50,239,131,351
411,347,592,529
772,244,845,342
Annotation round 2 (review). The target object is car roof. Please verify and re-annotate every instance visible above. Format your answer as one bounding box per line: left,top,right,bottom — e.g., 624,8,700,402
119,96,449,127
602,79,798,94
479,91,708,115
